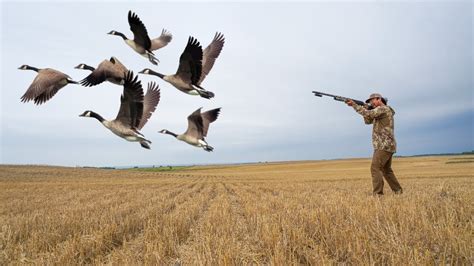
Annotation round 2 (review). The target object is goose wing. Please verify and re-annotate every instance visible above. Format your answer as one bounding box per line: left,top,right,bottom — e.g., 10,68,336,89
201,108,221,137
176,37,203,84
184,108,204,139
115,71,144,129
197,32,225,85
150,29,172,51
20,68,71,105
128,11,151,50
137,82,160,130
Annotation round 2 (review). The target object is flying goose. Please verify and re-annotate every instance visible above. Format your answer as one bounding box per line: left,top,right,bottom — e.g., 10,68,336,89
74,57,128,86
139,33,224,99
108,11,172,65
79,71,161,149
159,107,221,152
19,65,78,105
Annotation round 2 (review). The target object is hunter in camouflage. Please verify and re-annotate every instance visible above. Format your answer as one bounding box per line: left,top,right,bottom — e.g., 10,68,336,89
346,93,403,195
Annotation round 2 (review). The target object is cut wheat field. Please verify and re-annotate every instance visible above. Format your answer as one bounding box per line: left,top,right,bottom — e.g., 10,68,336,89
1,156,472,264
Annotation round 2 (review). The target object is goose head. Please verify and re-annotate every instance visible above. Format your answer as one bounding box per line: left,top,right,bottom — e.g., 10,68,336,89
80,110,104,123
159,129,178,138
79,110,93,117
74,63,95,71
108,30,127,40
138,68,152,75
18,64,39,71
139,68,164,79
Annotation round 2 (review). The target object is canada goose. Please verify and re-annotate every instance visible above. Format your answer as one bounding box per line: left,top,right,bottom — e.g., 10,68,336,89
18,65,78,105
75,57,127,86
139,33,224,99
79,71,161,149
159,107,221,152
108,11,172,65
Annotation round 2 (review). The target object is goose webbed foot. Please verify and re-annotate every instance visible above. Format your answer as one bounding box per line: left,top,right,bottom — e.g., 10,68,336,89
140,141,151,149
197,90,215,99
148,54,159,65
203,145,214,152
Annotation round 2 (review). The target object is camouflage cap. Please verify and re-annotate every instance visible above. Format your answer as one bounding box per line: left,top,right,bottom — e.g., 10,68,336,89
365,93,387,104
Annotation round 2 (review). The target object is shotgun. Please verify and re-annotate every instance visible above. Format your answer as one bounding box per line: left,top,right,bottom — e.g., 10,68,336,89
312,91,373,110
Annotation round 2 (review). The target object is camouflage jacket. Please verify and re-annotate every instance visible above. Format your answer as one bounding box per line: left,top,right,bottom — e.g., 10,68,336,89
353,105,397,153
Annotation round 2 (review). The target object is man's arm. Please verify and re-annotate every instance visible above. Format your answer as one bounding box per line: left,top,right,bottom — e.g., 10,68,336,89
346,100,386,123
353,105,375,124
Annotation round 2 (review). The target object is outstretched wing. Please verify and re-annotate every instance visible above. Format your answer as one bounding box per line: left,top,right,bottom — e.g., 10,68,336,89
137,82,160,130
201,108,221,137
150,29,173,51
128,11,151,50
176,37,203,84
115,71,144,129
198,32,225,85
184,108,204,139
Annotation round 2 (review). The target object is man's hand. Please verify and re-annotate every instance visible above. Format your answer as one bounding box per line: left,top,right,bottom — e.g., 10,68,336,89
345,99,354,106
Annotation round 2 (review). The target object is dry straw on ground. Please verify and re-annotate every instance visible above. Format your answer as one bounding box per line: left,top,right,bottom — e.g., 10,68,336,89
0,156,472,264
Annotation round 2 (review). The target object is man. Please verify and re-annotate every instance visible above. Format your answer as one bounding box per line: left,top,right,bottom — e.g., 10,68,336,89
346,93,403,195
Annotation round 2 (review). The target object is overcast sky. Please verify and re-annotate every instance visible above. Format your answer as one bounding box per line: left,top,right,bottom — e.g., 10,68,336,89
1,1,472,167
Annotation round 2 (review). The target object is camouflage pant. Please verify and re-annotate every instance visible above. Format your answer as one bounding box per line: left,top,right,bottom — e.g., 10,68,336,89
371,150,403,195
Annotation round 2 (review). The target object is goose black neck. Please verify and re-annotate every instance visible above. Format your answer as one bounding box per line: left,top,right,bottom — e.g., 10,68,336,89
27,66,40,72
164,130,178,138
90,111,105,123
84,65,95,71
149,69,165,79
116,32,128,40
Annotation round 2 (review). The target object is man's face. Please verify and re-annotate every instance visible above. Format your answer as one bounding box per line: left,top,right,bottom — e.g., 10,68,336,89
370,97,382,107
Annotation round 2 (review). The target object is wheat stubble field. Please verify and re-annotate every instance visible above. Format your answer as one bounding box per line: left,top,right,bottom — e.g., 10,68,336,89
0,156,472,264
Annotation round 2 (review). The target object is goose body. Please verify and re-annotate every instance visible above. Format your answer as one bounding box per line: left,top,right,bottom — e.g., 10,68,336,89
80,71,161,149
75,57,127,86
108,11,172,65
18,65,78,105
139,33,224,99
159,107,221,152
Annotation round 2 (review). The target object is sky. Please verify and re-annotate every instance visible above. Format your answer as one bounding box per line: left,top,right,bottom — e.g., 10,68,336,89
1,1,472,167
